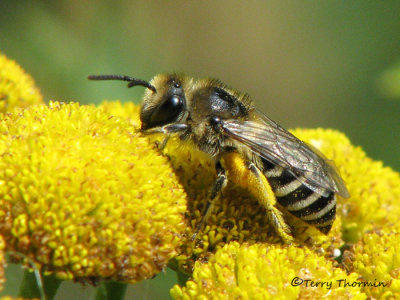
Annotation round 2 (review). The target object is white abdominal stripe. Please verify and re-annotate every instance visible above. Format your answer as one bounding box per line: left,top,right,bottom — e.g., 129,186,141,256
261,158,336,233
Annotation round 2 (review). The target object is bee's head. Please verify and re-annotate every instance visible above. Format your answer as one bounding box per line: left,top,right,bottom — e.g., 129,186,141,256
88,73,188,131
140,74,188,130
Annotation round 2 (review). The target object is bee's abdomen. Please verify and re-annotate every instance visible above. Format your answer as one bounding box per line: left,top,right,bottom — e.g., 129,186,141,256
261,159,335,234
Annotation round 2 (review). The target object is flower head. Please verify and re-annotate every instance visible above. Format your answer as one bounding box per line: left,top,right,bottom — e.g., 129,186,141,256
0,53,43,113
0,101,187,283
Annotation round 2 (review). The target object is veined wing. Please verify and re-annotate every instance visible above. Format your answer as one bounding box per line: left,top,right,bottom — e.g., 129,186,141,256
221,111,350,198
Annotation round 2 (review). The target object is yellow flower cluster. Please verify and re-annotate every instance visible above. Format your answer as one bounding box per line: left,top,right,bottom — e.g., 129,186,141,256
0,101,187,283
346,228,400,298
0,53,43,113
171,242,367,300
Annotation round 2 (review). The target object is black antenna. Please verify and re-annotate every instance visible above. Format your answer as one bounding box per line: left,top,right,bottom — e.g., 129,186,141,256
88,74,156,93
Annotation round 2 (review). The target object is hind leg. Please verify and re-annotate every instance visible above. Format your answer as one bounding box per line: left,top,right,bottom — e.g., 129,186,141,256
221,152,293,243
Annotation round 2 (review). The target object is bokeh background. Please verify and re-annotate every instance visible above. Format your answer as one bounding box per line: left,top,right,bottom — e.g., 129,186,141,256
1,1,399,299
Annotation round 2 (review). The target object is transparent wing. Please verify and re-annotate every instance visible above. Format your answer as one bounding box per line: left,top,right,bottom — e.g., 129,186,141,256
222,110,350,198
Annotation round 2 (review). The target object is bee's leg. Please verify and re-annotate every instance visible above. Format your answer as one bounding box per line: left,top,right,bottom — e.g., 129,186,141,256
221,152,293,244
246,162,293,243
191,162,227,240
157,137,169,150
142,123,187,150
141,123,188,135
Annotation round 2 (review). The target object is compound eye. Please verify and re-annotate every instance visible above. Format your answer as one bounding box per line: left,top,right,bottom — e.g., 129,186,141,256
150,95,184,126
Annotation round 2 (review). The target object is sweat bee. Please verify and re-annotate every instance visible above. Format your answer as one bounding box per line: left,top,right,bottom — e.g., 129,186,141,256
88,73,350,243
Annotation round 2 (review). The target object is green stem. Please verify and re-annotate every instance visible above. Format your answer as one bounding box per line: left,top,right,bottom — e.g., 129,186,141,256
94,281,128,300
19,269,62,300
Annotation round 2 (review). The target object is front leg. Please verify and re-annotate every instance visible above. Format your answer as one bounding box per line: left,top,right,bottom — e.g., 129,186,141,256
141,123,188,135
192,161,227,240
141,123,188,150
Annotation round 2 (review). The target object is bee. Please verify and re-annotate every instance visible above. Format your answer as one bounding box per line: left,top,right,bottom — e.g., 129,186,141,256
88,73,350,243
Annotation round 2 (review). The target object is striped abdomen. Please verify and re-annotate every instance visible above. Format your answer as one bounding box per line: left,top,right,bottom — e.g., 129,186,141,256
261,158,336,234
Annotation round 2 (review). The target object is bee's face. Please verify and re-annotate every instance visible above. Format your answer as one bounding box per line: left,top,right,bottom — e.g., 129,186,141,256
139,74,250,133
140,74,189,131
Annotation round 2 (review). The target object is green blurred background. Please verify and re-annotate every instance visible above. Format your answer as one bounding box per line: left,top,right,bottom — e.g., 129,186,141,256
0,1,399,299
